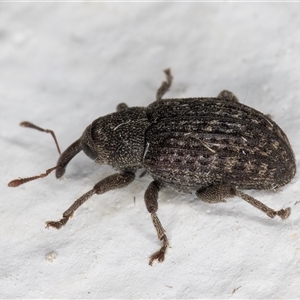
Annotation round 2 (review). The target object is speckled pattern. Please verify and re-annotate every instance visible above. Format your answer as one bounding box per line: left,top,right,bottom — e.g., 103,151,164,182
2,3,300,298
145,97,296,192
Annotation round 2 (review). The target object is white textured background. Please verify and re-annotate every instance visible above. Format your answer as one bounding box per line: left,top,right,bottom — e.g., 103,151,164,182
1,3,300,299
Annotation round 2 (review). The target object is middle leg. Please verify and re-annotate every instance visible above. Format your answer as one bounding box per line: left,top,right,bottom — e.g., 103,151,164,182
156,69,173,101
144,180,169,265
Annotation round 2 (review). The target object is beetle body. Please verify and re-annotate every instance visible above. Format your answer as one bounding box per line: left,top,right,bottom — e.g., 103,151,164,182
62,98,295,194
9,69,296,265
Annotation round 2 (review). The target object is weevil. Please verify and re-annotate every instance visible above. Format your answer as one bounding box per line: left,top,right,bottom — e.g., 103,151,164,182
8,69,296,265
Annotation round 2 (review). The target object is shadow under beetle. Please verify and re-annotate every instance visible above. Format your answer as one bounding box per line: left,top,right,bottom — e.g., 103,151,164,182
9,69,296,265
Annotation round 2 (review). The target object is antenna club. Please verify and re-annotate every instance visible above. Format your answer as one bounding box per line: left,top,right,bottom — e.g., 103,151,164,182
8,179,22,187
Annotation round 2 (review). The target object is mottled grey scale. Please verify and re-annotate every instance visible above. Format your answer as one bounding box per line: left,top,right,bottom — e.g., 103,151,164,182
9,69,295,265
145,98,295,192
87,107,150,170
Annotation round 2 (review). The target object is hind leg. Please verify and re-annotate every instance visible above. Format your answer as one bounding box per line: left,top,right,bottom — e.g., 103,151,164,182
196,184,290,220
217,90,239,102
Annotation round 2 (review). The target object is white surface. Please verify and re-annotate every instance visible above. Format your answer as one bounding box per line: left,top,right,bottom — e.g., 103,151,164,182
1,3,300,299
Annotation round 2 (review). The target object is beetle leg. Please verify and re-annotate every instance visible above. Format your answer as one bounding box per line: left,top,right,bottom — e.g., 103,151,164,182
196,184,291,220
217,90,239,102
144,181,169,265
234,189,291,220
45,172,135,229
139,169,147,178
116,103,129,112
196,185,233,203
156,69,173,101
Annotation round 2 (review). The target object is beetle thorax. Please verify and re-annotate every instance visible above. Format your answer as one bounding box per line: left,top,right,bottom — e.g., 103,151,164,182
81,107,150,171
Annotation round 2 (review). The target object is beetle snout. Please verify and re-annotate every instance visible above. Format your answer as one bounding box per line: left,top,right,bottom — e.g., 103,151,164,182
55,166,66,179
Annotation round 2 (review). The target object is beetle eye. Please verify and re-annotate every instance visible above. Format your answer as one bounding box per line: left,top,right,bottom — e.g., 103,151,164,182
82,143,97,160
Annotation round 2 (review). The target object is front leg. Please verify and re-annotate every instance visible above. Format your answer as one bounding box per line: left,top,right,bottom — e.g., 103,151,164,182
116,103,129,112
144,181,169,265
46,172,135,229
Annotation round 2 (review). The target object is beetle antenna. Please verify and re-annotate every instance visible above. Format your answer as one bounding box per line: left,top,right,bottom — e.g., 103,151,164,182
8,121,62,187
20,121,61,155
8,166,59,187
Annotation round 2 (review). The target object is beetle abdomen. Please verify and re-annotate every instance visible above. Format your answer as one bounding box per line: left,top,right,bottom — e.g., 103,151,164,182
144,98,296,192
